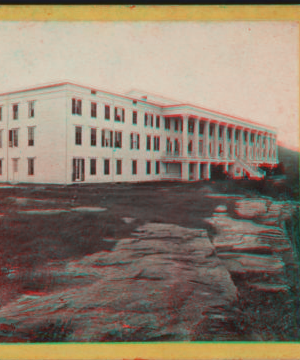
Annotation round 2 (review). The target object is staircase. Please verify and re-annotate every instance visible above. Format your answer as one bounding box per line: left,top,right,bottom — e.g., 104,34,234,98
235,158,265,180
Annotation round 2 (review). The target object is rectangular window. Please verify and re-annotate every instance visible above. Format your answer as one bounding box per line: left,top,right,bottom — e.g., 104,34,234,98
188,119,194,134
165,118,170,130
146,135,151,150
91,128,97,146
13,104,18,120
114,107,125,122
175,120,179,132
72,158,85,182
72,99,82,115
154,136,160,151
90,159,96,175
199,122,205,135
150,114,153,127
199,140,203,155
105,105,110,120
166,137,172,153
188,140,193,153
102,129,113,147
219,127,222,138
132,160,137,175
104,159,110,175
114,131,122,148
75,126,82,145
91,102,97,118
156,116,160,129
13,159,18,173
0,159,2,175
130,133,140,150
116,159,122,175
28,101,35,118
174,139,180,154
156,161,160,174
28,127,34,146
132,111,137,125
146,160,151,175
0,106,2,121
9,129,18,147
144,113,148,126
28,158,34,176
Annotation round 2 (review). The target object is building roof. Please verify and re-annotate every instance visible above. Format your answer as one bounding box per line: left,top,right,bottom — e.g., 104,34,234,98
0,81,276,132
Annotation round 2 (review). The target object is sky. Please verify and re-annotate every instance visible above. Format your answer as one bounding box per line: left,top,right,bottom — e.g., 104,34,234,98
0,21,298,150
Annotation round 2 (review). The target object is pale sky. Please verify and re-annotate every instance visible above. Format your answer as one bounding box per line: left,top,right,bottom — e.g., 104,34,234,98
0,21,298,150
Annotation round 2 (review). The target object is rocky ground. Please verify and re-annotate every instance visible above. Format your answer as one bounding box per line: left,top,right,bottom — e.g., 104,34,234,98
0,182,298,342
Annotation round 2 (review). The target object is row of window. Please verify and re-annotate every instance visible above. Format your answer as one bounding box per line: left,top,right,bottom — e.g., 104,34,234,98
0,158,34,176
0,101,35,121
0,128,35,148
75,127,161,151
72,158,160,181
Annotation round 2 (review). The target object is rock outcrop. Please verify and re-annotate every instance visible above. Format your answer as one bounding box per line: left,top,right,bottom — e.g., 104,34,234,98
0,223,238,342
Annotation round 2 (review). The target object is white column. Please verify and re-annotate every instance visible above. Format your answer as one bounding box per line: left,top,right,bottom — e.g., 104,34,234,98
205,162,211,180
259,133,263,160
195,163,200,180
265,133,270,162
238,128,244,159
182,115,188,157
214,122,219,159
253,131,258,161
223,125,228,160
194,118,199,157
246,129,250,162
181,162,189,181
230,126,235,160
204,119,210,158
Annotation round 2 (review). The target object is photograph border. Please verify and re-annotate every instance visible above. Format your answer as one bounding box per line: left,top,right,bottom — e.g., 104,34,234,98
0,4,299,360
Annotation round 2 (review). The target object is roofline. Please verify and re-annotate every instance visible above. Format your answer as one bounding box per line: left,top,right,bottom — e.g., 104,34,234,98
0,81,276,132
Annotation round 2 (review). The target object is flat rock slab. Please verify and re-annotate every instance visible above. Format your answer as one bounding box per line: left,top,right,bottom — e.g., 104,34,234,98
71,207,107,212
17,209,69,215
122,217,136,224
0,222,238,342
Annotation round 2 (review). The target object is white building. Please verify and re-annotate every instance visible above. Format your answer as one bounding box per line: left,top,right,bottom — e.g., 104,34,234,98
0,82,278,184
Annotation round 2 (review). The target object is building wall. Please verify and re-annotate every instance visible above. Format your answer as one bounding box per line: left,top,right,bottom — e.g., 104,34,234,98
0,86,67,184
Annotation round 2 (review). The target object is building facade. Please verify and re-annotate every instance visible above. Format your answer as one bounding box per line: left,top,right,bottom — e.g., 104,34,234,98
0,82,278,184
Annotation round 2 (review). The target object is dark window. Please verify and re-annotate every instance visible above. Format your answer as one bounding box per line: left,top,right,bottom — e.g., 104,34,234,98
105,105,110,120
116,160,122,175
210,124,214,137
132,111,137,125
146,135,151,150
165,118,170,130
90,159,96,175
104,159,110,175
28,158,34,176
13,104,18,120
156,116,160,128
91,102,97,118
174,139,180,154
188,140,193,153
235,130,239,140
72,99,82,115
0,107,2,121
9,129,18,147
130,133,139,150
0,159,2,175
102,129,113,147
175,120,179,132
75,127,82,145
150,114,153,127
146,161,151,175
114,131,122,148
132,160,137,175
28,101,35,118
28,127,34,146
91,128,97,146
188,119,194,134
199,121,205,135
144,113,148,126
219,127,222,138
156,161,160,174
154,136,160,151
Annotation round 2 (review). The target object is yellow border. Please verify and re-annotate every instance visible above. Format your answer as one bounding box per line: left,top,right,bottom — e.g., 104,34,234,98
0,5,299,21
0,5,299,360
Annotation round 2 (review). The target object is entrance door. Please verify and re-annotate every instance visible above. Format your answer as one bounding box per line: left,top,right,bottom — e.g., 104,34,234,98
189,163,195,181
73,159,85,182
12,159,19,183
